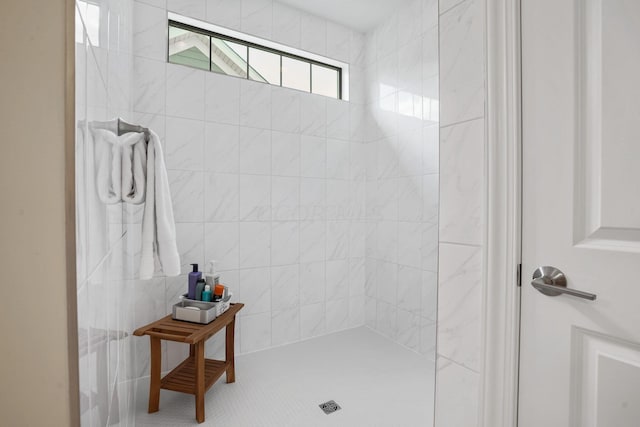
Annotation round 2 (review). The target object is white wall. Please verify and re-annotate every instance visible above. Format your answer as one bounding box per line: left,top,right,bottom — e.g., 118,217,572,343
362,0,439,360
130,0,368,375
435,0,486,425
0,1,75,425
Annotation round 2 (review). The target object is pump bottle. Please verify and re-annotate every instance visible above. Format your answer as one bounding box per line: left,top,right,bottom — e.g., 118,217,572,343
188,263,202,300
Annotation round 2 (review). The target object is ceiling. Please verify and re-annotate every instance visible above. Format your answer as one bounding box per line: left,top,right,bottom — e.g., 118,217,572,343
277,0,412,33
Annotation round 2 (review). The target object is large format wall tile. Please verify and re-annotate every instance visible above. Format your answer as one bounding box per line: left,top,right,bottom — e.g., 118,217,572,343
271,131,300,177
271,2,301,48
239,267,271,315
300,302,326,339
300,13,326,55
241,311,272,352
133,56,166,115
272,307,300,346
165,116,205,170
437,243,482,371
240,80,272,130
205,72,240,125
239,222,271,268
439,0,484,127
167,0,206,19
434,357,480,427
241,0,273,39
133,1,166,61
439,119,484,245
206,0,241,30
239,127,271,175
169,170,204,222
204,172,239,221
166,63,206,120
205,122,240,173
175,223,205,273
204,222,239,270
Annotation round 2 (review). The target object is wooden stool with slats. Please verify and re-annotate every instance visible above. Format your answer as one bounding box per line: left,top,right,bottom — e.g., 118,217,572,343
134,303,244,423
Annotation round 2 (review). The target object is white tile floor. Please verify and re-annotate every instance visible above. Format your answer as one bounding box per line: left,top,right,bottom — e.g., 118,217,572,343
135,327,435,427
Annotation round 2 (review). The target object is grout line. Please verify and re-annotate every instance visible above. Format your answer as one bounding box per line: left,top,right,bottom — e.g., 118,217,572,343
439,0,470,17
268,84,274,349
297,111,303,342
436,353,481,374
438,241,483,248
439,115,484,129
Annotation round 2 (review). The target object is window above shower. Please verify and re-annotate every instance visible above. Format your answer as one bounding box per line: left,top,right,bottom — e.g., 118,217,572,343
168,13,348,100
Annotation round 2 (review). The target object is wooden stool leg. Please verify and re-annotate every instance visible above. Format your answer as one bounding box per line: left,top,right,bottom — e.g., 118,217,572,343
225,316,236,383
148,337,161,413
195,341,205,423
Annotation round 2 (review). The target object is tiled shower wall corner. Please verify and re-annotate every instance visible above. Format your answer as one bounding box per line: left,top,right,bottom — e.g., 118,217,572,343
362,0,440,359
130,0,369,375
435,0,486,426
75,0,138,425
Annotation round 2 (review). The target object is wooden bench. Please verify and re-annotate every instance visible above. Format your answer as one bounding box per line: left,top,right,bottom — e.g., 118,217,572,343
134,303,244,423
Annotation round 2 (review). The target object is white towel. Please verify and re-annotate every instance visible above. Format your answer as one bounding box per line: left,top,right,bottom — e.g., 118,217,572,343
121,135,147,204
92,129,146,204
91,127,180,279
139,130,180,279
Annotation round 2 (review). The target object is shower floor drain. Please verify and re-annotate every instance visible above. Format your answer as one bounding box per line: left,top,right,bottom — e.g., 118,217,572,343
319,400,341,415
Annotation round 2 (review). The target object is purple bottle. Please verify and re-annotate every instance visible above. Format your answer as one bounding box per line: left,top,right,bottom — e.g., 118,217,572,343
188,263,202,300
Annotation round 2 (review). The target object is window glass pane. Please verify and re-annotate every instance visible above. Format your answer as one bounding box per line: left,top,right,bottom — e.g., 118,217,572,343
248,48,281,85
76,1,101,46
167,21,343,99
168,25,210,71
311,64,339,99
211,37,248,78
282,56,310,92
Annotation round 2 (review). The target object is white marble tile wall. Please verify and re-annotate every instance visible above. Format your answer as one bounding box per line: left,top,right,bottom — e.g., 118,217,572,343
76,3,492,427
362,0,439,360
77,3,468,425
131,0,368,368
435,0,486,426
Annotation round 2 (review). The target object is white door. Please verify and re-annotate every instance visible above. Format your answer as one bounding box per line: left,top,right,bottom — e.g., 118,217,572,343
519,0,640,426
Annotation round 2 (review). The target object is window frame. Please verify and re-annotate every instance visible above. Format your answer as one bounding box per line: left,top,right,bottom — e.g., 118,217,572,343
168,19,343,100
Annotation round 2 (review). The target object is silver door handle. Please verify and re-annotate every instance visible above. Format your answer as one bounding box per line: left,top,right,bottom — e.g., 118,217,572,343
531,266,597,301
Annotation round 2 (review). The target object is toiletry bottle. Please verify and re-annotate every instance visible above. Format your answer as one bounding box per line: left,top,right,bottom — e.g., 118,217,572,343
214,284,225,301
195,278,206,301
202,285,212,302
204,260,217,288
188,263,202,300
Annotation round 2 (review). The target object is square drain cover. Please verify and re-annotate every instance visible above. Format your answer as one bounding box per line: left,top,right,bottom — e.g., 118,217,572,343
319,400,341,415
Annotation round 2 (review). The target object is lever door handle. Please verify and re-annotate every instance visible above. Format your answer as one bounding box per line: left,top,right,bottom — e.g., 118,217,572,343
531,266,597,301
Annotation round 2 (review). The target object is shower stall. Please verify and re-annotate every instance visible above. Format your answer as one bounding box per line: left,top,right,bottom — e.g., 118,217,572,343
73,0,483,425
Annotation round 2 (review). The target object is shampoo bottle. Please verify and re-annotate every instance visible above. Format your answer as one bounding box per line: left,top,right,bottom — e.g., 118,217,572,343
188,263,202,300
202,285,212,302
204,260,217,288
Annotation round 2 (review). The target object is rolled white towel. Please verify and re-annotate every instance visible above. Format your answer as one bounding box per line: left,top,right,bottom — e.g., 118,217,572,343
121,135,147,204
92,129,146,204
